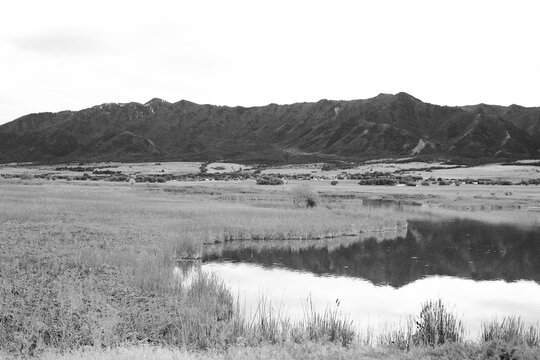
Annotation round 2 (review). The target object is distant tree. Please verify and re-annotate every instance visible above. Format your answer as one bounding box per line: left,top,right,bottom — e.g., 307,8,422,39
19,172,34,180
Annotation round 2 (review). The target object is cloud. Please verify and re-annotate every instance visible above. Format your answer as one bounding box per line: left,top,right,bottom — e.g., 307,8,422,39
10,32,107,56
0,0,540,126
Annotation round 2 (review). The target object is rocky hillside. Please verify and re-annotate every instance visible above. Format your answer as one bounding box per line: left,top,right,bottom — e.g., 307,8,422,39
1,93,539,164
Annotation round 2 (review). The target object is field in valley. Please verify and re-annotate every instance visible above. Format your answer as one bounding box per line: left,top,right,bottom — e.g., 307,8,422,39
1,161,540,359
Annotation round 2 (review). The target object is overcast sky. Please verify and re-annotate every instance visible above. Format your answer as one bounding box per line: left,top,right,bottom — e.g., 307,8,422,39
1,0,539,125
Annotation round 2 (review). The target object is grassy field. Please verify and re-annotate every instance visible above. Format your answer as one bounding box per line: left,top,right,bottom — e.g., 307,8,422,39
0,180,405,357
1,177,540,359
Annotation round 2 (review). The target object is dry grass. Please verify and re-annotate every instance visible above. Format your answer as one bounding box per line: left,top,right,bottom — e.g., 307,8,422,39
27,341,540,360
1,180,540,359
0,181,402,356
414,299,465,347
18,342,472,360
481,316,540,347
204,228,407,258
377,300,464,350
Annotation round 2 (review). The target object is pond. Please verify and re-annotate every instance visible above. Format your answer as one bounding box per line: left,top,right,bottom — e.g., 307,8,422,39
185,203,540,338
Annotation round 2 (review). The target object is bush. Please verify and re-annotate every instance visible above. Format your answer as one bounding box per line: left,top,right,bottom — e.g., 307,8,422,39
330,180,338,186
358,177,397,186
292,184,320,208
19,172,34,180
256,176,283,185
199,162,208,174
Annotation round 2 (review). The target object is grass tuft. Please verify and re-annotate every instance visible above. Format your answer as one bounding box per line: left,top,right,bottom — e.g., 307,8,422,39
291,184,320,208
481,316,540,347
413,299,464,347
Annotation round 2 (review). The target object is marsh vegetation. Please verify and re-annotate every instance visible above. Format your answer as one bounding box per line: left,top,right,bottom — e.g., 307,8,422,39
1,177,539,359
0,181,404,356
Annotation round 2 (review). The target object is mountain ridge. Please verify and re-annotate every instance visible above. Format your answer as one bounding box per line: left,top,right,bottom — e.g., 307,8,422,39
1,93,539,164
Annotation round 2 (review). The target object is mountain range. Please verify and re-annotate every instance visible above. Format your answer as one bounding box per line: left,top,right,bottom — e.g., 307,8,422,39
1,92,539,164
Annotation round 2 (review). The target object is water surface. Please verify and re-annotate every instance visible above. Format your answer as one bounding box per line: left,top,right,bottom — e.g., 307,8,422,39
197,205,540,338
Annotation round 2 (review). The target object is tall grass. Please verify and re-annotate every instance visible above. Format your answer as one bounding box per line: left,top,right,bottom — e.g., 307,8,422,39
203,228,408,259
235,295,356,347
378,300,464,349
377,319,414,350
298,298,356,346
481,316,540,347
413,299,464,347
242,295,290,344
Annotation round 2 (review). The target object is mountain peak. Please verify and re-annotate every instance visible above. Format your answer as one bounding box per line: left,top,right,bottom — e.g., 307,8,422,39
0,94,538,163
373,93,394,100
144,98,169,107
395,92,421,102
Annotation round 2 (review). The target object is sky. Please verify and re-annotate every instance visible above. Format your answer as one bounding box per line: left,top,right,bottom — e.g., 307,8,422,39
1,0,539,125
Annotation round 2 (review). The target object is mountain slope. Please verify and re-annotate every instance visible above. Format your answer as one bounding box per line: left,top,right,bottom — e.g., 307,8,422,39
1,93,539,164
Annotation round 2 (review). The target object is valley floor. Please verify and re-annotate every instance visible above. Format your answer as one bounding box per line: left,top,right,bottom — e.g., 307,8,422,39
0,173,539,359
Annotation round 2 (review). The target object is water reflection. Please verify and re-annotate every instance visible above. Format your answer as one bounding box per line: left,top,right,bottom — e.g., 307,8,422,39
196,209,540,338
204,218,540,287
200,262,540,338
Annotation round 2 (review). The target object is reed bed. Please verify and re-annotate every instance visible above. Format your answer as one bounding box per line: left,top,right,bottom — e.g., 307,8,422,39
203,228,407,258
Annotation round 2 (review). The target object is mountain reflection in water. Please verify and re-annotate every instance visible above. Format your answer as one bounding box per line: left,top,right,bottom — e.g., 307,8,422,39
203,218,540,287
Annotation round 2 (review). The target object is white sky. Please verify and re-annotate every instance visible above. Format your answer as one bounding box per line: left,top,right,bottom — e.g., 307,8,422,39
1,0,539,125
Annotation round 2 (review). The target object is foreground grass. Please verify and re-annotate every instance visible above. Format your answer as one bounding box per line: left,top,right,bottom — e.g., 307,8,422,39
0,181,403,356
1,180,539,359
31,342,540,360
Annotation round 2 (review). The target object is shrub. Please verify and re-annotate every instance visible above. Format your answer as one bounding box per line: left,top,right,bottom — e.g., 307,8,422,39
330,180,338,186
256,176,283,185
358,178,397,186
199,162,208,174
292,184,320,208
19,172,34,180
